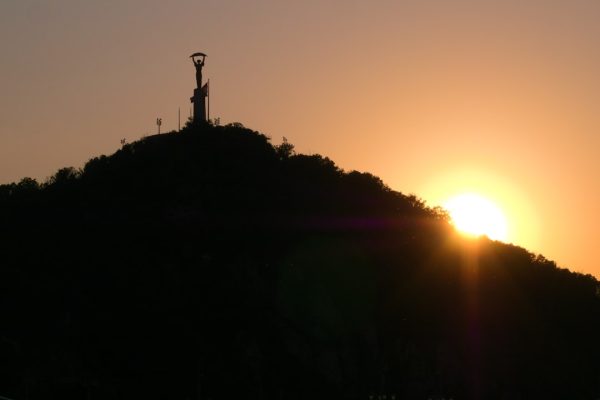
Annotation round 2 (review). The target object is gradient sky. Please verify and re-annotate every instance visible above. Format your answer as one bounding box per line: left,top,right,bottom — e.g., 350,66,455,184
2,0,600,277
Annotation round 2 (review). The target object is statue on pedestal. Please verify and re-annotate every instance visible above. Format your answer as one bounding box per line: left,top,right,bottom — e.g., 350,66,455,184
190,52,208,123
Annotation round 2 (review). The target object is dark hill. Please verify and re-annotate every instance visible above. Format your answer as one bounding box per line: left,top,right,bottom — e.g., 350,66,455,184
1,123,599,399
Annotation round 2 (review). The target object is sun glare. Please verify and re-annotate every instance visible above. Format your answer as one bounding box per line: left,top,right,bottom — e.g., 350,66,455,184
444,193,508,242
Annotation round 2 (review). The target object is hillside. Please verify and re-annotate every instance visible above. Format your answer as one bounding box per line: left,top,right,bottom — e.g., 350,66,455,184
1,122,599,399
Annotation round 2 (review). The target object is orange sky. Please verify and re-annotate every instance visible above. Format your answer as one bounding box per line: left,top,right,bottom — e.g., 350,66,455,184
1,1,599,277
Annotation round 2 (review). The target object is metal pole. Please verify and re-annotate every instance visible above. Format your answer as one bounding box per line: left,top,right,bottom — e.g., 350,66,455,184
207,80,210,121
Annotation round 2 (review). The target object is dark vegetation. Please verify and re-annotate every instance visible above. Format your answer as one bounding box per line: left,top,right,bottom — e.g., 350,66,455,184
1,122,599,399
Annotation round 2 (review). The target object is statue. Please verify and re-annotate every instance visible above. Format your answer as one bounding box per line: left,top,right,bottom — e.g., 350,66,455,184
191,53,206,89
190,52,208,123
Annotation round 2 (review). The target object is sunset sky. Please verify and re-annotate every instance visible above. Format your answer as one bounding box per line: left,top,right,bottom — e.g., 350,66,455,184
2,0,600,277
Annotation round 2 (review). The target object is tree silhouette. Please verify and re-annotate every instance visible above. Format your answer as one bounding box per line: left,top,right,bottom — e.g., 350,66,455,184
0,122,598,399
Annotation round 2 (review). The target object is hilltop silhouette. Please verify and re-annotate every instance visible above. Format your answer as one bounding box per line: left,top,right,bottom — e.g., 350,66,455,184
1,122,599,399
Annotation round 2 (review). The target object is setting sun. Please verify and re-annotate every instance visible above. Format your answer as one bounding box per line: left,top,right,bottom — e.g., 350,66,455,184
444,193,508,242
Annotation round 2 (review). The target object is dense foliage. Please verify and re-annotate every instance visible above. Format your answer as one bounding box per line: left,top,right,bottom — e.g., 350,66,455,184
1,123,599,399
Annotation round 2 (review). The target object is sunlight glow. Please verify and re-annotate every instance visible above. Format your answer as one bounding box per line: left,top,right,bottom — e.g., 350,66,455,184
444,193,508,242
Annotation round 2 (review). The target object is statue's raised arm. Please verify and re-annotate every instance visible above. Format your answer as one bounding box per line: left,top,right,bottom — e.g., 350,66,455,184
192,55,205,67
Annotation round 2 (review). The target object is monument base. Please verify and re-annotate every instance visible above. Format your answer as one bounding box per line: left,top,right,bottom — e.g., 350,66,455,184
191,88,206,123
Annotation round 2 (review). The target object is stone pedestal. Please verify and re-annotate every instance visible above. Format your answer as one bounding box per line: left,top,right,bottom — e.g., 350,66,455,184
190,87,206,123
